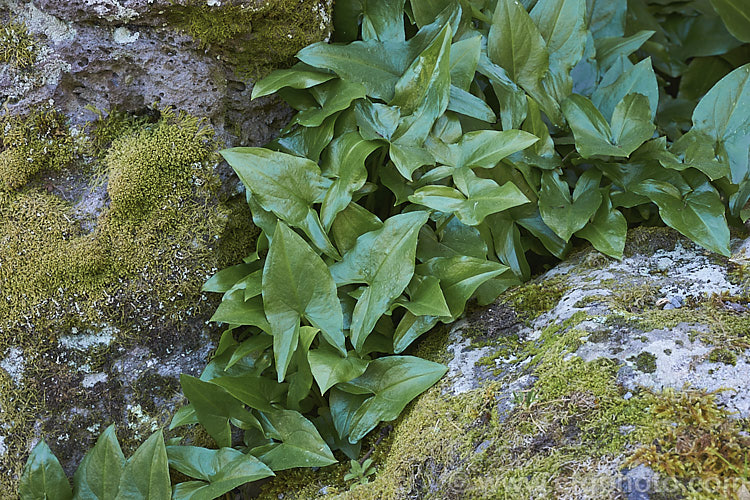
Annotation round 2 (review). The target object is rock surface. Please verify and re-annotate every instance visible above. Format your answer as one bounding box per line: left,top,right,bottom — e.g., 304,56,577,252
259,228,750,499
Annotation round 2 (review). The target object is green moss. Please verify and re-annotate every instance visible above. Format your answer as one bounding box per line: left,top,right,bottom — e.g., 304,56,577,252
502,274,569,321
85,106,152,156
623,226,680,257
0,19,38,70
0,107,78,190
0,106,259,493
629,351,657,373
172,0,330,78
708,348,738,366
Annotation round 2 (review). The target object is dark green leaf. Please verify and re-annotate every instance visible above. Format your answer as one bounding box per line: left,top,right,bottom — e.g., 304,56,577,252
114,431,170,500
331,203,383,255
446,86,497,123
575,191,627,259
398,274,451,317
251,67,335,99
709,0,750,42
73,425,125,500
362,0,406,42
295,80,367,128
393,313,439,353
329,211,429,351
255,409,337,470
450,36,481,91
591,57,658,121
202,263,256,293
308,346,370,393
594,31,654,72
210,293,270,333
355,101,400,141
539,169,602,241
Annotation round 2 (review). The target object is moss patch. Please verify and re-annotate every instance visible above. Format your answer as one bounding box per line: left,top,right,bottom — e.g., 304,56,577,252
171,0,331,78
0,19,38,70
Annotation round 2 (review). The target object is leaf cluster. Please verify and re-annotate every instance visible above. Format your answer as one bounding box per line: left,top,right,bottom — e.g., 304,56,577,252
19,0,750,497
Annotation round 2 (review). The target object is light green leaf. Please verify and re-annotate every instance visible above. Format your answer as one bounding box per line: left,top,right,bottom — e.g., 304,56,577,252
308,346,370,394
202,263,257,293
410,0,456,27
586,0,625,39
709,0,750,42
226,335,273,369
72,425,125,500
255,409,337,470
446,86,497,123
251,67,335,99
477,54,528,130
275,115,337,163
486,213,531,280
263,222,344,381
221,147,338,259
575,191,627,259
19,441,72,500
539,169,602,241
417,217,488,261
609,93,656,154
344,356,447,442
417,256,508,317
633,175,731,256
390,142,436,180
114,431,170,500
449,130,539,169
168,447,274,500
320,132,381,229
329,211,429,351
488,0,549,93
450,36,481,91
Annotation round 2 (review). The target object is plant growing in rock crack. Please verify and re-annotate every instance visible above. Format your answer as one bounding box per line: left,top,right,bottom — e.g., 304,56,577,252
344,458,377,485
19,0,750,497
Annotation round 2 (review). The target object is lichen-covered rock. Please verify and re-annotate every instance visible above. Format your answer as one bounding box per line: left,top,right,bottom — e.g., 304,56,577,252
1,0,333,145
258,228,750,499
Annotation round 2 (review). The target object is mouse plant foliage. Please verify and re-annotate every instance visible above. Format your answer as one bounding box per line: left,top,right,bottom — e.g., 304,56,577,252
20,0,750,498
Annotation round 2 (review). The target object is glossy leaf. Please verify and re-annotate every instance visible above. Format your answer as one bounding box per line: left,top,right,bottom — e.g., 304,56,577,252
450,36,481,91
252,67,335,99
295,80,367,127
539,169,602,241
329,211,429,351
591,57,658,121
308,346,369,393
73,425,125,500
709,0,750,42
114,431,170,500
575,191,627,259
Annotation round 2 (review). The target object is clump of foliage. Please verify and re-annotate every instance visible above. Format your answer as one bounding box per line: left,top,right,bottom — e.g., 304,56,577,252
0,106,77,190
0,19,38,70
20,0,750,498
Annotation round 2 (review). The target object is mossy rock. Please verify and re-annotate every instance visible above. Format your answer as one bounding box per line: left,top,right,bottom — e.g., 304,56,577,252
254,233,750,499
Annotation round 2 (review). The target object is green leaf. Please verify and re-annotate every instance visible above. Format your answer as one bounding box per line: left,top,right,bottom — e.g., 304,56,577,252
562,93,654,157
417,217,488,261
320,132,381,230
393,313,439,353
390,142,436,180
210,293,270,333
361,0,406,42
691,63,750,183
539,169,602,241
446,130,539,169
344,356,447,442
202,263,257,293
180,375,255,448
254,409,337,470
446,86,497,123
263,222,345,381
594,30,654,72
72,425,125,500
391,24,453,145
210,375,286,413
477,54,528,130
575,191,627,259
488,0,549,93
295,80,367,128
398,274,451,317
297,40,410,101
486,213,531,280
591,57,658,121
168,447,274,500
417,256,508,317
114,431,170,500
329,211,429,351
331,203,383,255
530,0,587,81
450,36,481,91
586,0,625,39
251,67,335,99
226,335,273,369
221,147,339,259
308,346,370,394
410,0,456,27
355,101,400,141
275,115,337,163
19,440,72,500
709,0,750,42
633,175,731,256
410,169,529,225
